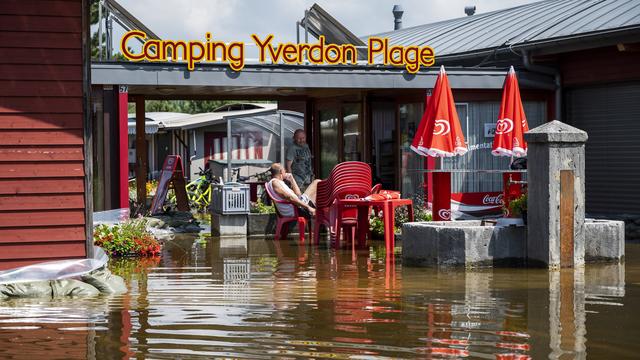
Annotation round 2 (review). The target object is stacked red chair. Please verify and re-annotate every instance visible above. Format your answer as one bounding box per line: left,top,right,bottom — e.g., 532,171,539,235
313,161,376,246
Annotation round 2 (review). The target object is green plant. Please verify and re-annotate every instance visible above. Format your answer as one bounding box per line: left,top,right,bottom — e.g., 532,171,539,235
508,193,528,217
369,215,386,237
251,200,275,214
94,219,162,257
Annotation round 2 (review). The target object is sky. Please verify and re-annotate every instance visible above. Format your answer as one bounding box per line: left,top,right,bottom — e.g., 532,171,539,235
111,0,541,45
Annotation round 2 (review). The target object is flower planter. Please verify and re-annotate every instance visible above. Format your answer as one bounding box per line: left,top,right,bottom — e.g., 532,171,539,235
248,213,276,237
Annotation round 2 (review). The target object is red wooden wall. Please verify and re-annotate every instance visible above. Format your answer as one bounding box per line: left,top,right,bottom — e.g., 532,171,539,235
0,0,89,269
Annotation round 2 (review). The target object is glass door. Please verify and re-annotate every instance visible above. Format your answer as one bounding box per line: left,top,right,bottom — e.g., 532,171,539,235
342,103,362,162
399,102,425,199
318,108,339,178
371,102,396,189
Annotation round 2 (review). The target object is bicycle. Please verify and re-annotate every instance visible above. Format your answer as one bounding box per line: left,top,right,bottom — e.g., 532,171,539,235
187,168,213,212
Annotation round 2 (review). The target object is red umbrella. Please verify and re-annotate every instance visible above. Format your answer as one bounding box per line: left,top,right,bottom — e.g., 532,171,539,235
492,66,529,157
411,66,467,157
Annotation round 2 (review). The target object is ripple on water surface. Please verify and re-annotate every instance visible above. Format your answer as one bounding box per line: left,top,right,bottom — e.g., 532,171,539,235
1,238,639,359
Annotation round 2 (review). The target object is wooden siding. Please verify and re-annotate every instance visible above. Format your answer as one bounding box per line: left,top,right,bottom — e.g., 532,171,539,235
560,46,640,87
0,0,87,269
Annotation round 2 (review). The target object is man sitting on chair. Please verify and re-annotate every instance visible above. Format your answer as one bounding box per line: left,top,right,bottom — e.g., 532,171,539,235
267,163,320,217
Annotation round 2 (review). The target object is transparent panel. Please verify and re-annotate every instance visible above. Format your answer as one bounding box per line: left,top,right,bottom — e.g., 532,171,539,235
442,101,546,192
223,116,282,182
399,102,425,199
319,108,339,178
371,102,396,189
342,103,362,162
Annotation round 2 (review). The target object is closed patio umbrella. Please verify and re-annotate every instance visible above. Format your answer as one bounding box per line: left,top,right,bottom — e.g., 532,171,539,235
492,66,529,157
410,66,467,221
411,66,467,157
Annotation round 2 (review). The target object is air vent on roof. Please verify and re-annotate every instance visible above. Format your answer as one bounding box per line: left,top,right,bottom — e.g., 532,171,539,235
465,5,476,16
393,5,404,30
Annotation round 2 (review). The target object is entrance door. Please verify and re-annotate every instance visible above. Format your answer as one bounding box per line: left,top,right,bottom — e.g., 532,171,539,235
316,102,363,179
318,108,339,178
371,102,396,189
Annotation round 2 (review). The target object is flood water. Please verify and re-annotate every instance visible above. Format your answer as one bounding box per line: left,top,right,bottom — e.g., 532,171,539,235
1,237,639,359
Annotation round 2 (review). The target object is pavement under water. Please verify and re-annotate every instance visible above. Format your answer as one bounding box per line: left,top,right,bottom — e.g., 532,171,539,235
0,237,639,359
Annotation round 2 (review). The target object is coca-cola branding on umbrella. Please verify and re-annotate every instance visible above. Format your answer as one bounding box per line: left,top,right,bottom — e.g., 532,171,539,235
492,66,529,157
411,66,467,157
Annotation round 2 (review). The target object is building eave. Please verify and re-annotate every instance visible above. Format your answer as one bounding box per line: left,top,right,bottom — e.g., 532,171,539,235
91,61,555,95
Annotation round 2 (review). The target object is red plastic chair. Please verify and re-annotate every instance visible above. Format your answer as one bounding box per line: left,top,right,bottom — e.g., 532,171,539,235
327,162,373,245
313,161,383,246
314,179,332,244
264,181,308,243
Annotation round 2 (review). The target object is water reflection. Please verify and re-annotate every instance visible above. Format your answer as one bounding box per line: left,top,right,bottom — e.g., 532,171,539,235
0,239,637,359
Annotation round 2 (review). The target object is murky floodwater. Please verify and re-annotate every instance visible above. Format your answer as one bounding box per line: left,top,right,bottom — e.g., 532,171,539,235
1,238,639,359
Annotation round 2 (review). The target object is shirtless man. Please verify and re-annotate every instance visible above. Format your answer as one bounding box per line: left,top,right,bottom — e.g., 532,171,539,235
267,163,320,217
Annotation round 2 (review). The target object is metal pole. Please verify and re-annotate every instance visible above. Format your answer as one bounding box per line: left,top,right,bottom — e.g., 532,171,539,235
279,112,285,166
296,21,300,44
304,10,309,43
106,13,113,60
98,1,103,60
227,118,232,182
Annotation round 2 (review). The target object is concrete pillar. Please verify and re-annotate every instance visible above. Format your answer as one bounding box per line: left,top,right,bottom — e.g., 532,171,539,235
525,120,588,268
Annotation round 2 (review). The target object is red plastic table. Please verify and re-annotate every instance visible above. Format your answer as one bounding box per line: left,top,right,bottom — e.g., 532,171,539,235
336,198,413,253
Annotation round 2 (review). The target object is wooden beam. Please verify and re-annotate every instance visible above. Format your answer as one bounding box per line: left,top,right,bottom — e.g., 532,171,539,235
135,95,147,212
560,170,575,268
118,85,129,209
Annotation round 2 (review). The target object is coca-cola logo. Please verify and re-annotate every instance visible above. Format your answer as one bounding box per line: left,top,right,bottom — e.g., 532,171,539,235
482,194,504,205
433,119,451,136
495,118,514,135
438,209,451,220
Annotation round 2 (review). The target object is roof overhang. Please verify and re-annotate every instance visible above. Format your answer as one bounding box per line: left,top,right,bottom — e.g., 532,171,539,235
91,61,555,98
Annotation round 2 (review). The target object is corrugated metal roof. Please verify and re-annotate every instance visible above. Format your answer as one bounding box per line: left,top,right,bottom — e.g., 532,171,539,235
127,112,189,134
165,104,278,129
366,0,640,60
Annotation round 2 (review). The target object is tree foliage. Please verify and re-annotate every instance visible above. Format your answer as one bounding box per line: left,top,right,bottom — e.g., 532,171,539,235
128,100,270,114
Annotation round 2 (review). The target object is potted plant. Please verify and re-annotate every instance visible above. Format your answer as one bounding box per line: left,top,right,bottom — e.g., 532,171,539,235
508,193,528,224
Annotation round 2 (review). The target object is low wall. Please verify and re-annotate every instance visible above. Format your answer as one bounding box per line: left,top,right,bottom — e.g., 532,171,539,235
585,219,625,262
402,221,526,268
403,219,624,267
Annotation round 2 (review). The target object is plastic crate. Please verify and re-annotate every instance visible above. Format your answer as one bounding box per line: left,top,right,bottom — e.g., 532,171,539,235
212,182,250,214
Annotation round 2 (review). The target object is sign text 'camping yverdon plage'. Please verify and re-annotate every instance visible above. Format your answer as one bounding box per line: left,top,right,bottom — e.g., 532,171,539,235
120,31,435,73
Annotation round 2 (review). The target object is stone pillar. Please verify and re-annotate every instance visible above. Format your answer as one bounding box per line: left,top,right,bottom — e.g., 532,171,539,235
525,120,588,268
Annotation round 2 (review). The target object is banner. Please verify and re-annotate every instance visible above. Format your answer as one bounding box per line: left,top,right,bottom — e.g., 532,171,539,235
450,192,504,219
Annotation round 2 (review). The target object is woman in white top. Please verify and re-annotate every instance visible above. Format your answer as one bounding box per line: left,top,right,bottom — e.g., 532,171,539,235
266,163,320,218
